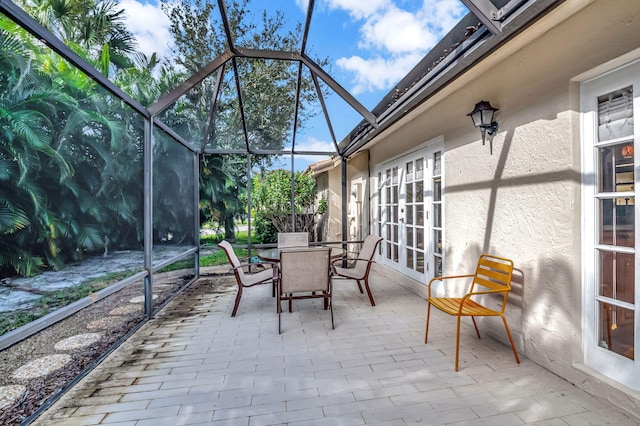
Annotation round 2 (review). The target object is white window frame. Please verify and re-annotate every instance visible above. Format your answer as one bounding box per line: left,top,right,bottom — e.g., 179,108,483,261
581,59,640,390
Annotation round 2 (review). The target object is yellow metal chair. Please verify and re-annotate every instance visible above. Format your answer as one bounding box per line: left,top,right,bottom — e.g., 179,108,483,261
424,254,520,371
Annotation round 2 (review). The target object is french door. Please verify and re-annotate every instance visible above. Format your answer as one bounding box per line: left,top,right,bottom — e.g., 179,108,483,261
376,142,443,282
582,59,640,390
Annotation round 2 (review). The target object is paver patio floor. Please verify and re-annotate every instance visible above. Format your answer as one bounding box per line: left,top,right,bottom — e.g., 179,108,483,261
32,265,639,425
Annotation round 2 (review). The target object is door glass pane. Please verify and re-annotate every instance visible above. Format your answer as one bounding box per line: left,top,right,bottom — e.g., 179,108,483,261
417,252,424,273
407,228,414,246
406,182,413,203
434,230,442,254
434,178,441,201
416,227,424,249
434,256,442,276
416,181,424,202
599,144,635,193
433,152,441,175
406,161,413,181
598,86,633,142
599,199,634,248
406,205,414,225
416,205,424,226
416,158,424,179
406,249,413,269
434,204,441,228
599,251,635,303
599,301,634,360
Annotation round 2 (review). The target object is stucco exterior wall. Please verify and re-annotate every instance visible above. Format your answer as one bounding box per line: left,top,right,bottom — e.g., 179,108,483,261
326,164,343,242
346,0,640,415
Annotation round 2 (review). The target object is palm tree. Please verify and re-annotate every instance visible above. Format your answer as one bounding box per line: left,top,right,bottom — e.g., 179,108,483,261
20,0,138,76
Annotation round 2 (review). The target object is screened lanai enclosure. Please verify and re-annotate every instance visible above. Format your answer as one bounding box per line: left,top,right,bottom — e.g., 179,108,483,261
0,0,563,422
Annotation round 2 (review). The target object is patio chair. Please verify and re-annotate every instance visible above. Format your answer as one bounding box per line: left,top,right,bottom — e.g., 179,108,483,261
424,254,520,371
330,235,383,306
277,247,333,334
277,232,309,248
218,240,277,317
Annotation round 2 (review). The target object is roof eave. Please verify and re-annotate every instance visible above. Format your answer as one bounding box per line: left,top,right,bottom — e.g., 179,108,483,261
340,0,565,158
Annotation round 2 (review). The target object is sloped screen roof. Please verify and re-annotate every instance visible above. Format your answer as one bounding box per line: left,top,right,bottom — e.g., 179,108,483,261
0,0,562,160
148,0,486,158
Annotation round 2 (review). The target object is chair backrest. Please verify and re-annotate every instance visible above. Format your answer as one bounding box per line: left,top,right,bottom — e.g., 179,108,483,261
279,247,330,293
470,254,514,312
218,240,246,279
277,232,309,248
354,235,383,274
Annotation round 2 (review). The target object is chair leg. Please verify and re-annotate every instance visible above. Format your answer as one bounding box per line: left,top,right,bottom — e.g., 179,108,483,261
329,294,334,330
231,286,243,317
277,291,282,334
425,303,432,344
363,279,376,306
356,279,364,293
501,315,520,364
471,316,481,339
455,315,462,372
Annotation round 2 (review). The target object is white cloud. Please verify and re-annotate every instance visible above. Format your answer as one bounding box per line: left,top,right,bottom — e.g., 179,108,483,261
337,52,424,95
295,0,310,13
360,6,438,53
419,0,467,35
325,0,388,20
295,136,336,154
120,0,173,59
330,0,468,95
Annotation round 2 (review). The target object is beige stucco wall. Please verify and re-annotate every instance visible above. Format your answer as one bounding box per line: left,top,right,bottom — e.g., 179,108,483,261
324,164,343,242
345,0,640,416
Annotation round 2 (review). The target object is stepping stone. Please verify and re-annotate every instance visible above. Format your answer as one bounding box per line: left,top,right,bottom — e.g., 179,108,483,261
109,305,140,316
0,385,26,409
54,333,102,351
12,354,71,380
129,294,158,304
86,316,127,331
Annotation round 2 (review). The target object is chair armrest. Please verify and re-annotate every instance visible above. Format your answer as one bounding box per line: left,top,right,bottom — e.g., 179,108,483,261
427,274,474,297
330,256,372,266
331,251,359,262
461,288,508,301
232,261,276,272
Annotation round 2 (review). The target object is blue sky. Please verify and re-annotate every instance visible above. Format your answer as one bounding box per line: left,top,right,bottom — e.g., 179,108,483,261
119,0,468,166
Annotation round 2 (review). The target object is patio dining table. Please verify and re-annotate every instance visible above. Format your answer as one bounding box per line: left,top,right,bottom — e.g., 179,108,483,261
257,246,345,262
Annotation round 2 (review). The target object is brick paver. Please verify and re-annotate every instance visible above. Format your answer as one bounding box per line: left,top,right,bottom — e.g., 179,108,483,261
33,265,640,425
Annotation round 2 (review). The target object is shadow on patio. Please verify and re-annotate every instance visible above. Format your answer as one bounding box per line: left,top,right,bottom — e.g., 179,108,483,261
33,265,638,425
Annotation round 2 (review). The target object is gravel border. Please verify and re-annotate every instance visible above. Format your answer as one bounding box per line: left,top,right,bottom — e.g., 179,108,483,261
0,269,204,425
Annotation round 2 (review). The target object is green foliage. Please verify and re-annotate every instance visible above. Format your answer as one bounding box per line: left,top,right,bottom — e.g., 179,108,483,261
0,0,328,278
161,0,329,239
251,169,317,235
252,211,278,244
0,13,148,277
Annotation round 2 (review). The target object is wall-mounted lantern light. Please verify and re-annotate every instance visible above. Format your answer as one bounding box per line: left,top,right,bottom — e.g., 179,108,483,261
467,100,499,146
